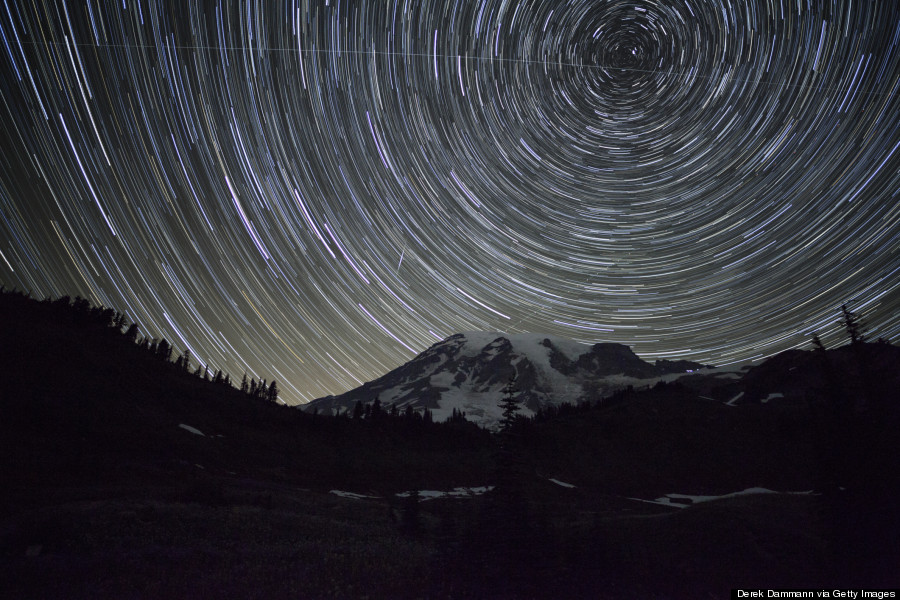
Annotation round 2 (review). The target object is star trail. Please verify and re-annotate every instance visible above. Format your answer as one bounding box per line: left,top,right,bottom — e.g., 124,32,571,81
1,1,898,405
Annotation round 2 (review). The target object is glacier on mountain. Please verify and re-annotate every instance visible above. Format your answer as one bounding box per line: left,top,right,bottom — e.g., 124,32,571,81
305,331,711,428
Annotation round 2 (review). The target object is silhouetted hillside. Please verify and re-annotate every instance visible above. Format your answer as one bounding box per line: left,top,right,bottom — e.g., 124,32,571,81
0,289,492,497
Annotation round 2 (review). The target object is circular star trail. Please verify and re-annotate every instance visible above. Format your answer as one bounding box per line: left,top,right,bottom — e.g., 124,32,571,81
1,1,898,404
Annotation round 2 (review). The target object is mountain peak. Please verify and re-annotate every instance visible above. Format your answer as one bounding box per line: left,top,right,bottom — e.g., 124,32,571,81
307,331,705,427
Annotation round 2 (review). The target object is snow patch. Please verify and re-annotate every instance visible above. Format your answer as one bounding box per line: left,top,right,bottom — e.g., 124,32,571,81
629,487,815,509
329,490,381,500
455,331,505,356
430,386,513,425
396,486,494,500
548,478,576,489
724,392,744,406
457,331,591,362
663,487,777,505
179,423,205,436
761,392,784,403
713,372,741,380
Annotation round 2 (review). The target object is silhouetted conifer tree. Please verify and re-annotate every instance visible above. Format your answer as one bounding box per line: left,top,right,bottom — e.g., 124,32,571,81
371,396,382,420
97,307,115,328
812,333,827,354
240,373,249,393
266,380,278,403
467,372,545,599
72,297,90,320
157,339,172,363
809,325,894,585
498,374,522,433
841,304,867,345
449,407,468,423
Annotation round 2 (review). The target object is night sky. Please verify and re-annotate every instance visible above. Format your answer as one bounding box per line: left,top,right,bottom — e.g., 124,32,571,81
1,1,898,405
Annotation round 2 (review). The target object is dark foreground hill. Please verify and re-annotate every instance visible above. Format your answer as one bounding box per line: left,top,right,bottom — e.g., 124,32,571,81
1,289,898,598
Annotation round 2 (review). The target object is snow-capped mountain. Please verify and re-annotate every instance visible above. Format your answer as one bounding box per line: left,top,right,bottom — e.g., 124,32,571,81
305,332,709,427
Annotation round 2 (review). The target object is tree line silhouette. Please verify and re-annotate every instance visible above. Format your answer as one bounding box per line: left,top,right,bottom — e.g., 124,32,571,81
3,286,891,436
1,286,279,404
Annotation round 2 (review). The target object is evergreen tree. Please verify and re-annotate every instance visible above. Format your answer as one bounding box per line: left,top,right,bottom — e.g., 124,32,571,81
266,380,278,403
841,304,867,345
839,304,878,410
72,296,90,319
812,333,827,354
353,400,364,420
449,407,468,423
124,323,139,343
498,373,522,433
493,371,529,496
157,339,172,363
97,307,115,328
371,396,382,420
240,373,249,393
470,372,546,598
